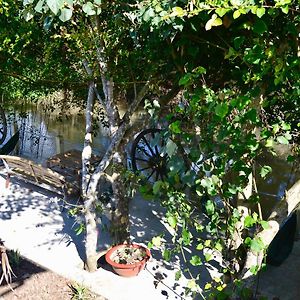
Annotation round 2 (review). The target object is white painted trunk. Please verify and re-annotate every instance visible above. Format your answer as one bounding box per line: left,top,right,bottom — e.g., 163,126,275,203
240,179,300,283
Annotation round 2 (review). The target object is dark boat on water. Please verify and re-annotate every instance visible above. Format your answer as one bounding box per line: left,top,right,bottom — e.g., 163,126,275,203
0,131,19,155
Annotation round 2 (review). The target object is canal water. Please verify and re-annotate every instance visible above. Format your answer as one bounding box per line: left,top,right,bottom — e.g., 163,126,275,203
4,104,111,164
2,103,299,218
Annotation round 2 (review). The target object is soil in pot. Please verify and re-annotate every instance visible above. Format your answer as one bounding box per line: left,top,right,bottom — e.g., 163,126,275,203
111,246,147,264
105,244,151,277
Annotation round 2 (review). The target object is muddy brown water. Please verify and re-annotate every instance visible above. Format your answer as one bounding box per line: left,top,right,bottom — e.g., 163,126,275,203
3,104,299,219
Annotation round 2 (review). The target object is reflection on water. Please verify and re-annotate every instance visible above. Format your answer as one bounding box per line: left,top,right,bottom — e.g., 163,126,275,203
5,105,110,164
256,149,300,218
3,104,300,218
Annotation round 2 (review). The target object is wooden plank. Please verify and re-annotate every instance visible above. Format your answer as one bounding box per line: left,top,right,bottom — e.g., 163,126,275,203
0,155,79,196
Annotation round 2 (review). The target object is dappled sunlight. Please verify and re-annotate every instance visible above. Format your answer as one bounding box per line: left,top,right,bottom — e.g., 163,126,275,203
129,193,218,297
0,173,86,267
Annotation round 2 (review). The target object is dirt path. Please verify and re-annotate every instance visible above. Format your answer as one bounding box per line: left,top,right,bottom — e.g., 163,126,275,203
0,253,104,300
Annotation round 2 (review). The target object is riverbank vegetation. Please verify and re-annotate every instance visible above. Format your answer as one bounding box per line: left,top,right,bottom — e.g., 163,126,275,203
1,0,299,298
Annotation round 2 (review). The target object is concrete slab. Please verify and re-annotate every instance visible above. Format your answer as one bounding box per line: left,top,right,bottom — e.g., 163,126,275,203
257,240,300,300
1,169,298,300
0,171,218,300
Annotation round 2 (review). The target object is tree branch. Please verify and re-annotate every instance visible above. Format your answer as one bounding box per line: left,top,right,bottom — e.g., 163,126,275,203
240,179,300,284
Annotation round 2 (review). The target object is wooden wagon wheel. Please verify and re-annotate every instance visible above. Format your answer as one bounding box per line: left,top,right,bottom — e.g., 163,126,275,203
0,106,7,145
131,128,167,182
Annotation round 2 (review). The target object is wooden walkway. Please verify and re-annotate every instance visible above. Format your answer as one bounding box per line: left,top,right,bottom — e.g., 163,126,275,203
46,149,101,183
0,149,101,197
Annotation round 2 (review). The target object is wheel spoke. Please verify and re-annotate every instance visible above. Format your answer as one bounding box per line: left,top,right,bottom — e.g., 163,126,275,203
131,129,167,183
135,157,150,162
138,166,152,172
155,171,159,182
151,131,160,156
146,169,155,181
141,136,155,156
136,145,152,157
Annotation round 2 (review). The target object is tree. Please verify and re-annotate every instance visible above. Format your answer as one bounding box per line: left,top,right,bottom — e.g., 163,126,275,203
2,1,299,294
136,0,300,298
5,0,183,272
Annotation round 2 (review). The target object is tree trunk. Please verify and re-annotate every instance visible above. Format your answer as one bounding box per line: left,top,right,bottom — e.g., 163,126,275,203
110,145,130,244
81,76,100,272
239,179,300,285
232,172,253,250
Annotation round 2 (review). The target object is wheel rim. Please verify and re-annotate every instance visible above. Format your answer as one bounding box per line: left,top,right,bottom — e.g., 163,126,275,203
0,106,7,145
131,129,167,182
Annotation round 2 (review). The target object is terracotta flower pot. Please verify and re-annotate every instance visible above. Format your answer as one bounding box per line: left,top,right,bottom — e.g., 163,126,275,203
105,243,151,277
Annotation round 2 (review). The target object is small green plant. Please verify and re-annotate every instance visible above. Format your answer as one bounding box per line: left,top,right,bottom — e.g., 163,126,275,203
68,282,89,300
8,249,21,269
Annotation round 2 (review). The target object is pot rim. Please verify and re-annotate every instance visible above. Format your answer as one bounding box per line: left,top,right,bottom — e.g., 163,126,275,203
105,243,151,269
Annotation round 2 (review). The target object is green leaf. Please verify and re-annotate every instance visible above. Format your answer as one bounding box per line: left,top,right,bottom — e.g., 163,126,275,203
281,5,289,14
190,255,202,266
23,9,34,21
250,238,264,253
215,241,223,252
215,103,228,118
265,138,274,148
204,239,211,247
284,132,292,140
75,223,85,235
152,236,162,247
260,165,272,178
244,237,252,246
204,253,213,262
204,282,212,290
143,8,155,22
250,265,259,275
233,10,241,19
175,270,181,281
213,17,223,26
179,73,192,86
46,0,63,15
187,279,197,290
23,0,34,5
233,36,245,50
163,249,171,261
165,138,177,157
196,243,204,250
244,215,256,227
272,123,280,133
147,241,153,249
59,8,72,22
169,120,181,133
253,19,268,34
194,66,206,75
182,228,192,245
205,14,222,31
245,108,257,122
225,47,237,59
282,122,291,130
153,180,164,194
277,135,289,145
34,0,45,13
82,2,96,15
215,8,230,17
260,220,270,230
256,7,266,18
167,215,177,228
205,200,215,215
171,6,186,17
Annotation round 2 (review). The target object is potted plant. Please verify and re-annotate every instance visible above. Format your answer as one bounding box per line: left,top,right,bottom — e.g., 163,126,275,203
105,243,151,277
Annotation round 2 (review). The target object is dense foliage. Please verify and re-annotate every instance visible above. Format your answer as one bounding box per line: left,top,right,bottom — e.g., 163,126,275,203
137,1,300,298
1,0,299,298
